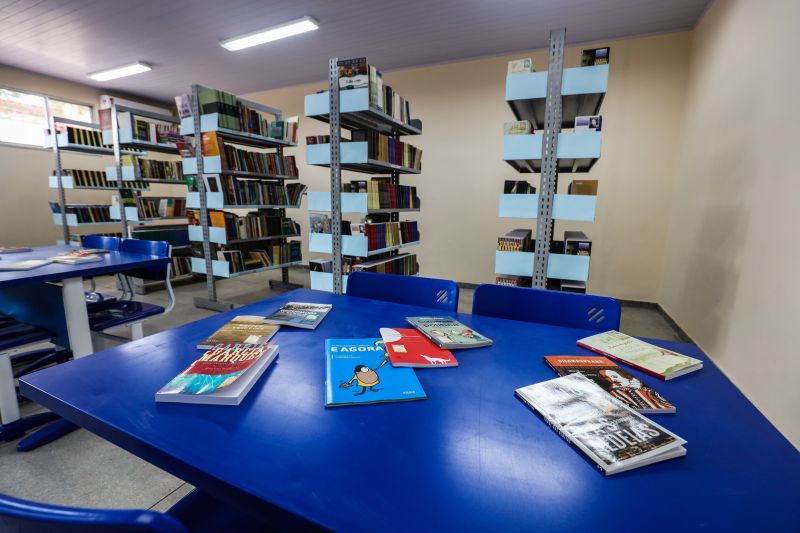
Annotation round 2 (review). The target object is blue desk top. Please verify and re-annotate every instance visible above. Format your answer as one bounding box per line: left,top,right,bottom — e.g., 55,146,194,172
0,245,169,287
20,289,800,531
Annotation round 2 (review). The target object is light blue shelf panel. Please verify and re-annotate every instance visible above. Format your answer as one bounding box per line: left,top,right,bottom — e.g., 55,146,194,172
495,251,590,281
498,194,596,221
505,64,609,101
305,88,370,116
307,191,369,213
304,88,421,136
105,166,137,181
503,131,602,161
310,271,349,293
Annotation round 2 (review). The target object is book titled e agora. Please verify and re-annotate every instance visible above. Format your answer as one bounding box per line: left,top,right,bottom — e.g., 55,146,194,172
576,331,702,380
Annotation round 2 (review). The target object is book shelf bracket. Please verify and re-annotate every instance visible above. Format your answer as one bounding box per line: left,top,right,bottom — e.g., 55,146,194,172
329,57,344,295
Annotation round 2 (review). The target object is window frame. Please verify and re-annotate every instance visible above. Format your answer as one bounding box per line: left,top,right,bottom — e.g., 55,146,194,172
0,84,95,150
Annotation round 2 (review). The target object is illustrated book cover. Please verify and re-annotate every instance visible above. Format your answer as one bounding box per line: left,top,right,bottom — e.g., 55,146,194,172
544,355,675,413
405,317,492,349
263,302,332,330
155,343,278,406
325,338,427,407
197,315,279,349
379,328,458,368
516,373,686,475
577,331,703,380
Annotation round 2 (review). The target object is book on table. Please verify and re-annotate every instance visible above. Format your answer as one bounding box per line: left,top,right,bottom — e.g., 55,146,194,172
576,331,703,380
197,315,279,349
405,317,492,349
263,302,332,330
325,338,426,407
544,355,675,414
379,328,458,367
155,344,278,406
49,250,104,264
0,260,52,271
516,373,686,475
0,247,33,253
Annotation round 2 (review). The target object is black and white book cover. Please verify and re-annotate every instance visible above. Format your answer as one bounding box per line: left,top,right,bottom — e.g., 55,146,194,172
516,373,686,475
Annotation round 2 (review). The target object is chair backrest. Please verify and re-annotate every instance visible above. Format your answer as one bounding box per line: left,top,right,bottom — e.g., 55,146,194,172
346,271,459,312
472,284,620,332
0,492,187,533
82,235,121,251
119,238,170,281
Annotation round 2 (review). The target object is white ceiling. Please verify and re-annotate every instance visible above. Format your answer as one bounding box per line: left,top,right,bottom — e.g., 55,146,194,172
0,0,710,102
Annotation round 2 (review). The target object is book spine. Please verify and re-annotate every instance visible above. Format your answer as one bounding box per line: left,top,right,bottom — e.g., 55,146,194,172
575,341,667,380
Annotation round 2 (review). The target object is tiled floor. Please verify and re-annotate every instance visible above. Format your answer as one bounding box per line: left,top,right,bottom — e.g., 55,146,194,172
1,268,685,511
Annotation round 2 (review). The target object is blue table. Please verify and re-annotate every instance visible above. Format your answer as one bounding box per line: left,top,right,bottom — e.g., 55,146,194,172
20,289,800,531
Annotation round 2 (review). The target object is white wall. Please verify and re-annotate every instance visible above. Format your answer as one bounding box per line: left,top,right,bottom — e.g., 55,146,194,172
660,0,800,448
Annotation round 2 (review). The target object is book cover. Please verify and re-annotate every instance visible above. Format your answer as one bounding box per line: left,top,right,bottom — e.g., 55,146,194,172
0,260,52,271
544,355,675,413
325,338,426,407
263,302,332,330
576,331,703,380
155,344,278,406
516,373,686,475
405,317,492,349
197,315,279,349
379,328,458,368
338,57,369,90
508,57,534,74
0,247,33,253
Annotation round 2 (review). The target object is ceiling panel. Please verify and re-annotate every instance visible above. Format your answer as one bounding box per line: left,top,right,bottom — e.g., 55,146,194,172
0,0,710,101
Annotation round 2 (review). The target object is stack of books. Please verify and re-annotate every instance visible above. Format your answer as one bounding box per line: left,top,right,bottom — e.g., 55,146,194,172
49,202,112,223
497,229,532,252
218,241,301,272
188,209,300,242
219,180,306,207
197,87,298,142
351,130,422,170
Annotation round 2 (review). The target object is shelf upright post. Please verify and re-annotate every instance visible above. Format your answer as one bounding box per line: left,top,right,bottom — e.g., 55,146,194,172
329,58,344,295
109,98,129,237
533,28,566,289
45,100,70,243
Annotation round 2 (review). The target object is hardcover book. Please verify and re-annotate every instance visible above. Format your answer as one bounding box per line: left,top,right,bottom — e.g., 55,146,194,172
516,373,687,475
544,355,675,413
508,58,534,74
263,302,332,330
577,331,703,380
155,344,278,406
197,316,279,349
405,317,492,349
325,338,427,407
379,328,458,367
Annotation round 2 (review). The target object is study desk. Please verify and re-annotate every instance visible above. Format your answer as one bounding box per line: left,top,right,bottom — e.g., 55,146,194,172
20,289,800,531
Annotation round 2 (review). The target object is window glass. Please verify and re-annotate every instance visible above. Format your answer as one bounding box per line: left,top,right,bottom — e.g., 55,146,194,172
0,88,93,146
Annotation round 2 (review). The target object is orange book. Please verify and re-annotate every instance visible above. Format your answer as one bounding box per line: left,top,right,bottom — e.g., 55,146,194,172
202,131,222,156
209,211,227,228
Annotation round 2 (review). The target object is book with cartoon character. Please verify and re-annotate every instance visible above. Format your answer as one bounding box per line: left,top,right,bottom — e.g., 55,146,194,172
405,317,492,349
325,338,427,407
379,328,458,368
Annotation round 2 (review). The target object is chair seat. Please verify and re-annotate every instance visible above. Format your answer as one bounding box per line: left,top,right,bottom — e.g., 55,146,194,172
167,489,274,533
89,301,165,331
0,326,52,352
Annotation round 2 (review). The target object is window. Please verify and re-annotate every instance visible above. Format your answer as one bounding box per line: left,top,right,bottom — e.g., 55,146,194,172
0,88,93,147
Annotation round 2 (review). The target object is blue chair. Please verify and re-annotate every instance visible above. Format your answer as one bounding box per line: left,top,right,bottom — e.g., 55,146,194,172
472,284,620,331
346,271,459,312
82,235,122,306
0,488,271,532
88,239,174,341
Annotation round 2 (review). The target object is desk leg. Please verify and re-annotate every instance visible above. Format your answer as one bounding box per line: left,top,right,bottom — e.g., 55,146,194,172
62,278,93,358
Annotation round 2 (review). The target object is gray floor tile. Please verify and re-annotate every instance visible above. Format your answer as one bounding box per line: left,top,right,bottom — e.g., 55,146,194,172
148,482,195,512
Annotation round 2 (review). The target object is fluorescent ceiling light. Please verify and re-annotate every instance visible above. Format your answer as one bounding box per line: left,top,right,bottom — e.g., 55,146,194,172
221,16,319,51
88,62,152,82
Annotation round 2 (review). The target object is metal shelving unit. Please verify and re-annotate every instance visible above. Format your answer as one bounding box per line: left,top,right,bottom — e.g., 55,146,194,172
181,84,303,311
304,58,423,294
496,28,608,290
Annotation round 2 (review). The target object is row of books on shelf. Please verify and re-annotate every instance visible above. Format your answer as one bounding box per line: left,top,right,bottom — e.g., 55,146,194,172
171,256,192,277
504,115,602,135
99,110,180,146
216,241,301,272
49,202,111,223
198,174,306,207
503,179,598,196
497,229,592,256
310,215,419,248
352,130,422,169
187,209,300,242
57,126,107,148
55,169,148,190
506,46,610,74
310,252,419,276
495,275,586,293
117,192,187,219
337,57,415,125
339,178,420,210
122,155,185,182
184,89,299,142
201,132,299,177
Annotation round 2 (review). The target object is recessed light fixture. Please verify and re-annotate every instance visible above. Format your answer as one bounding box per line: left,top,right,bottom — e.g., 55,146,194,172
220,16,319,51
87,62,152,82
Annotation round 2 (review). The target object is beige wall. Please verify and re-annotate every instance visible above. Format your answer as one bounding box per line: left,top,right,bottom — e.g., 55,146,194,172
660,0,800,448
246,31,693,301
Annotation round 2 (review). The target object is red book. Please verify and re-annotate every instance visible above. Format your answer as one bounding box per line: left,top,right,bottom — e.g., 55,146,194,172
380,328,458,367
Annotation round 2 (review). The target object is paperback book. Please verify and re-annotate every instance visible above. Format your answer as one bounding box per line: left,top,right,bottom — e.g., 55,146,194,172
0,247,32,253
263,302,332,330
544,355,675,413
406,317,492,349
516,373,687,475
508,58,534,74
155,344,278,406
197,316,279,349
379,328,458,367
577,331,703,380
0,260,51,271
325,338,427,407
